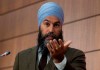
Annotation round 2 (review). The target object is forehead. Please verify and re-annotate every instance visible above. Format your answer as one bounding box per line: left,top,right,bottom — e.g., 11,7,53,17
43,16,60,23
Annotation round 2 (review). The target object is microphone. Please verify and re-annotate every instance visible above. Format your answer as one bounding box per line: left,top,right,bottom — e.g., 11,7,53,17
0,51,11,57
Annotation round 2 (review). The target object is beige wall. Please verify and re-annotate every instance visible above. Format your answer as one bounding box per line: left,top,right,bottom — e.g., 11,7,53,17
0,0,100,70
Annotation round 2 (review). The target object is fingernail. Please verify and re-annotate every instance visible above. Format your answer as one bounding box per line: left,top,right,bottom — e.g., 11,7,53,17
50,40,52,43
53,39,56,42
47,43,49,46
59,39,61,41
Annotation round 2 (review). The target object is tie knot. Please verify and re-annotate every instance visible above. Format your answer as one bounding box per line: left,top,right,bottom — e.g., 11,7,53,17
42,47,49,56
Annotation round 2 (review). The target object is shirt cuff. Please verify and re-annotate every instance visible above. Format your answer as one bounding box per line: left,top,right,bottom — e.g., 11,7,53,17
54,56,67,70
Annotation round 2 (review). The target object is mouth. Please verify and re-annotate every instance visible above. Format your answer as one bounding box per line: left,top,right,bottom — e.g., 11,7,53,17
45,36,53,40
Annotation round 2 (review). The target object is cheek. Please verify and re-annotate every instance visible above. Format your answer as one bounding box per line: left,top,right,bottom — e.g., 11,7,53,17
42,30,47,35
40,25,48,35
54,28,62,36
41,28,49,36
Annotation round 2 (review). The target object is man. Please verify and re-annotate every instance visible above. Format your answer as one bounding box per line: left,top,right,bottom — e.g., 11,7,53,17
13,2,86,70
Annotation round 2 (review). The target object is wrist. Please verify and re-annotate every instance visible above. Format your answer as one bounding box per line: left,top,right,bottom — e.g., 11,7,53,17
53,55,64,63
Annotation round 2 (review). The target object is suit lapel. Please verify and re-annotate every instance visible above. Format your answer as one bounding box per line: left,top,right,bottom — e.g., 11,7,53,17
45,58,55,70
27,47,57,70
28,47,38,70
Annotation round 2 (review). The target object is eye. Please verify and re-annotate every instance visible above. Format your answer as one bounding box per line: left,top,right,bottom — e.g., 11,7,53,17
54,22,60,27
44,21,50,27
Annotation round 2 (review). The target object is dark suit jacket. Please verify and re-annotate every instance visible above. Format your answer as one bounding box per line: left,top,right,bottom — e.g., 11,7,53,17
13,47,86,70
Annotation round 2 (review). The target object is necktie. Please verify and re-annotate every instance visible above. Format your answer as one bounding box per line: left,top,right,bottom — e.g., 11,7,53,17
39,47,48,70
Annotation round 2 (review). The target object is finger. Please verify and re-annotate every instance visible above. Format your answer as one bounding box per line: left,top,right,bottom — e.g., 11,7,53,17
46,43,53,53
64,40,72,49
52,39,57,50
49,40,53,49
53,39,59,50
58,39,64,49
49,40,56,53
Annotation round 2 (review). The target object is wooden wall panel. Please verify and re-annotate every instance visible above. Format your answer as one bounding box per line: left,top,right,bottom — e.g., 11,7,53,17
0,67,13,70
0,0,45,15
1,0,100,44
47,0,100,23
86,51,100,70
63,16,100,52
95,17,100,49
0,1,46,41
0,0,100,70
0,33,38,69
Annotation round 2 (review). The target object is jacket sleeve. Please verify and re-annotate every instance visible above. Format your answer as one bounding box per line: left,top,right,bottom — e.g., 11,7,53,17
63,50,86,70
13,53,19,70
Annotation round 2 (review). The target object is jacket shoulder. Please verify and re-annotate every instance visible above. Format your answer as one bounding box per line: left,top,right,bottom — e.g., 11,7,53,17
67,47,84,54
17,46,37,57
65,47,85,61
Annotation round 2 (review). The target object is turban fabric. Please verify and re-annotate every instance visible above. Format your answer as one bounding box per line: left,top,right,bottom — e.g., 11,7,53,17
37,2,64,27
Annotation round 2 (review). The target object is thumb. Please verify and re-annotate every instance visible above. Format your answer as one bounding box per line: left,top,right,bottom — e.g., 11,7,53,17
64,40,72,48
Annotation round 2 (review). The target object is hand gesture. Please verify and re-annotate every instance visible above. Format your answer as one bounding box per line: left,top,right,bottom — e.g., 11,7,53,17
46,39,71,63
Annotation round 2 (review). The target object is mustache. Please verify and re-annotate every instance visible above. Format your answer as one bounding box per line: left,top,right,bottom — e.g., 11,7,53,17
43,32,57,40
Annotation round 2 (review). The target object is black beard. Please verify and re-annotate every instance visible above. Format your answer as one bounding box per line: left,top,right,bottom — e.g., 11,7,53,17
37,28,63,50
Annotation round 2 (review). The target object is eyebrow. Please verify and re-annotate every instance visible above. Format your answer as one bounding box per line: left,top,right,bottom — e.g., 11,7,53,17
43,19,50,22
54,21,60,24
44,19,60,24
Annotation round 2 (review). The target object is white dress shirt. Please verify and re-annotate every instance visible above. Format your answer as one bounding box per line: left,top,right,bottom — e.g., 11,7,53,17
38,47,67,70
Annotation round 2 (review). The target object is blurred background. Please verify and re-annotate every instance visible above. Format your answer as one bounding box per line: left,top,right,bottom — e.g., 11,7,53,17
0,0,100,70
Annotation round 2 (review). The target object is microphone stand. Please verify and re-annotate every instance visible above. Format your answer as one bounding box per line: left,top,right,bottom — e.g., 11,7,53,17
0,51,11,57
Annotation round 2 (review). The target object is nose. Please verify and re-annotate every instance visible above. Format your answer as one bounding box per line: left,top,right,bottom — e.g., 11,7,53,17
49,25,54,32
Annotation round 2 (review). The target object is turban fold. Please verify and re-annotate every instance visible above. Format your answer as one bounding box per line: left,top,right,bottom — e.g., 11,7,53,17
37,2,64,27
